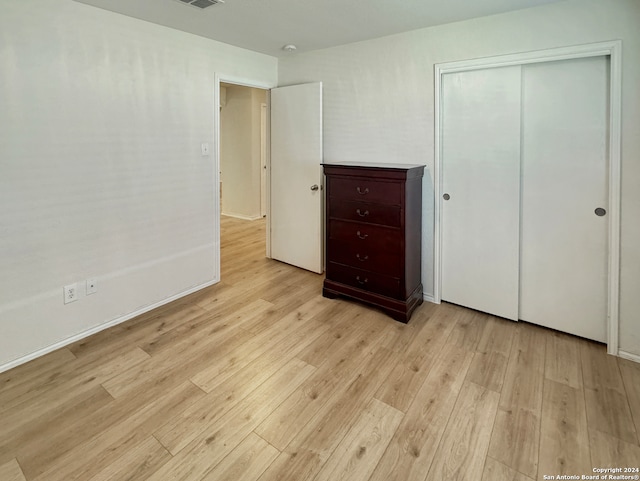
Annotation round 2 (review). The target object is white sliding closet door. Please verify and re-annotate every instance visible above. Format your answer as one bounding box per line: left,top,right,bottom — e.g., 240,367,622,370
441,66,522,320
519,57,609,342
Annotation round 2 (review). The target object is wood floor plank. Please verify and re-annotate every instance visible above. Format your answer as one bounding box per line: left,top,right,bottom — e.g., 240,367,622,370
4,385,115,478
139,298,273,357
295,304,364,367
0,348,112,413
256,268,322,306
481,457,535,481
466,316,515,392
189,296,332,393
538,379,591,477
223,256,297,287
135,310,230,358
86,435,171,481
488,406,540,479
368,342,474,481
488,323,546,478
374,301,438,355
581,342,638,444
0,347,148,431
445,307,487,352
254,322,390,451
199,433,279,481
256,347,398,481
589,428,640,468
68,301,207,360
155,317,330,455
195,268,290,313
145,358,315,481
499,323,546,412
584,386,638,444
0,459,26,481
619,357,640,440
247,281,329,333
581,341,625,391
312,398,404,481
0,348,76,393
100,308,263,399
374,306,455,411
31,380,205,481
256,450,319,481
424,381,499,481
544,331,583,389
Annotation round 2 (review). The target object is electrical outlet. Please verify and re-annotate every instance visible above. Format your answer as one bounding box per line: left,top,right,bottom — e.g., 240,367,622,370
86,278,98,295
64,283,78,304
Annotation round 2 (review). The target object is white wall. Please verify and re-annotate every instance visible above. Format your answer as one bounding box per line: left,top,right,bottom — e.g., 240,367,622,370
278,0,640,357
0,0,277,370
220,86,266,219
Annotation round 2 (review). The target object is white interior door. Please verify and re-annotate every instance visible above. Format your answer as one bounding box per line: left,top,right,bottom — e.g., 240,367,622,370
270,82,323,273
519,57,609,342
441,67,522,320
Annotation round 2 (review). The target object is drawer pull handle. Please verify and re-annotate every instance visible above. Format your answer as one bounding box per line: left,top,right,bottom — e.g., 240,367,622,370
356,276,368,285
356,254,369,262
356,230,368,239
356,209,369,217
356,187,369,195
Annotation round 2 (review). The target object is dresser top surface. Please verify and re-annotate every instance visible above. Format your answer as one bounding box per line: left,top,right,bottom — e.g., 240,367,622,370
322,162,425,171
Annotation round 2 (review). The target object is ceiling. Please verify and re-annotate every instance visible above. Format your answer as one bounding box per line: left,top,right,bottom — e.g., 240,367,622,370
74,0,564,57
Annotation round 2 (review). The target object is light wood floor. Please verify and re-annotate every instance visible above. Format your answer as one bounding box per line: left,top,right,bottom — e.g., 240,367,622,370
1,216,639,481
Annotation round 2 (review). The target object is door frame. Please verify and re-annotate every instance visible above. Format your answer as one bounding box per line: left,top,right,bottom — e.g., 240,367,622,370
260,102,268,218
433,40,622,355
213,74,276,282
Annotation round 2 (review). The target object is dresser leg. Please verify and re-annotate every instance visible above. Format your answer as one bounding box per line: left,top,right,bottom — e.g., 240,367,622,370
322,288,340,299
387,310,410,323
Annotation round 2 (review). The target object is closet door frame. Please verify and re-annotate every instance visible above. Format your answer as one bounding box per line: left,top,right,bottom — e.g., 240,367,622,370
433,40,622,355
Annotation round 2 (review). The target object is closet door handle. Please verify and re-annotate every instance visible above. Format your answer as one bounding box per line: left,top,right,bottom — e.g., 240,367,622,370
595,207,606,216
443,193,451,200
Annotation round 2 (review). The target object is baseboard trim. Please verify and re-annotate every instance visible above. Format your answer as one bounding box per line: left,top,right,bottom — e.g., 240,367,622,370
0,279,218,374
618,350,640,364
423,293,438,304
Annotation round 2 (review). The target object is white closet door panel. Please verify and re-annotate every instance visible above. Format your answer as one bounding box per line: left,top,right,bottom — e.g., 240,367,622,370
441,66,522,320
519,57,608,342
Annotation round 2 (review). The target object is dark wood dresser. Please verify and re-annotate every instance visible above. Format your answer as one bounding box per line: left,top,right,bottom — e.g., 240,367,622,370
322,163,424,322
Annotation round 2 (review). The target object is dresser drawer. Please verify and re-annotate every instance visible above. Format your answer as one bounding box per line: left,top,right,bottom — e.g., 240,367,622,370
328,200,401,227
329,220,401,244
327,262,401,298
329,177,402,205
328,240,401,276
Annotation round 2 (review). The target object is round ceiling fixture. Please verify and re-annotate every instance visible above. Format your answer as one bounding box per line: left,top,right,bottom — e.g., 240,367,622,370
282,44,297,52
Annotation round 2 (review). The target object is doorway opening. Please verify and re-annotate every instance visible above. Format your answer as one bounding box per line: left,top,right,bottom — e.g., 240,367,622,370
219,83,268,221
218,82,269,277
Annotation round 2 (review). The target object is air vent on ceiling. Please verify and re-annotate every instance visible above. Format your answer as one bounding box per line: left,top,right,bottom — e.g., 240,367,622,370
176,0,224,9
